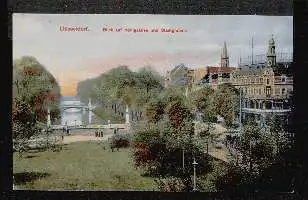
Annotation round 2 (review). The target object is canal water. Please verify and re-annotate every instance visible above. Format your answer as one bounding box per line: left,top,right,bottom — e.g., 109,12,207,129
59,98,106,126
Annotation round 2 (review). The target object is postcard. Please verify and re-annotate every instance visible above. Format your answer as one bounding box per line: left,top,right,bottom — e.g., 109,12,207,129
12,14,293,192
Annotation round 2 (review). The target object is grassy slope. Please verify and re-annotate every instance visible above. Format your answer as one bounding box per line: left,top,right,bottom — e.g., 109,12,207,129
13,142,157,191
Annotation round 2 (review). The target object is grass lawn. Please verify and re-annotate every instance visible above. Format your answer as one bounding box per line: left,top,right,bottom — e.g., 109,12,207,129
13,141,157,191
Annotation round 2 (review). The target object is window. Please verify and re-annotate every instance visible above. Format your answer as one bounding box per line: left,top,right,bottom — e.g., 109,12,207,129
267,79,270,84
282,88,286,95
266,87,271,96
281,77,286,83
259,88,261,94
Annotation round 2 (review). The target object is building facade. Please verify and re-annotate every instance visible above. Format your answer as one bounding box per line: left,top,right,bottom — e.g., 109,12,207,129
230,35,293,125
193,41,236,89
164,36,293,126
165,42,236,89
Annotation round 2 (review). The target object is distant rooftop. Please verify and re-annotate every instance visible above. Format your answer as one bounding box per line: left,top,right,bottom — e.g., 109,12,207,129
239,52,293,67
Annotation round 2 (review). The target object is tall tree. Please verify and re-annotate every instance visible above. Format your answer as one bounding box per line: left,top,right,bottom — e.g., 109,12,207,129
134,88,212,191
12,56,61,150
213,83,239,127
190,86,216,123
77,65,164,122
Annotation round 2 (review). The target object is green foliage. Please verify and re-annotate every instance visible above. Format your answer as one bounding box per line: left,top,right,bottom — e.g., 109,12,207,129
213,83,239,127
155,177,187,192
92,105,125,123
144,98,166,123
12,97,40,152
236,124,275,175
109,134,131,151
191,87,214,111
215,119,293,193
133,91,213,192
190,87,217,122
76,66,164,121
166,98,192,130
13,56,61,122
12,56,61,150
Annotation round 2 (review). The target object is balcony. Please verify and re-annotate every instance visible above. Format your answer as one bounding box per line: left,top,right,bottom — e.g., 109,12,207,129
242,108,291,114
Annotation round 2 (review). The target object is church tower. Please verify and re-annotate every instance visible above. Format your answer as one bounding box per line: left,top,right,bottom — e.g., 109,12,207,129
266,34,276,68
221,41,229,68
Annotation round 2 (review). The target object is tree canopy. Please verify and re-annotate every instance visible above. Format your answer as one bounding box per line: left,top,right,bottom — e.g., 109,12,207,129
76,66,164,122
12,56,61,150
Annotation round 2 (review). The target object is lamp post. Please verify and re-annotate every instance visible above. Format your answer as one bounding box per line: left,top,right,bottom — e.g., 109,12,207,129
192,156,198,192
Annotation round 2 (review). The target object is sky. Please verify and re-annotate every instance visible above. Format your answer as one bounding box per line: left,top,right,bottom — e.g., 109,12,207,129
13,14,293,96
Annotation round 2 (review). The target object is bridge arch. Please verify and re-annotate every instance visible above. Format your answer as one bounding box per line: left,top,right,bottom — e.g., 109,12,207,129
60,105,89,112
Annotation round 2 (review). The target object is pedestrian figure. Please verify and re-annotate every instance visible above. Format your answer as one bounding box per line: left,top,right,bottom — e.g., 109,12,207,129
66,128,70,135
95,131,97,137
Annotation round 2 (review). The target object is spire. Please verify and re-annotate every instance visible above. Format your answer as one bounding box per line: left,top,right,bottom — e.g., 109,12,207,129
221,41,229,68
251,36,254,65
269,34,275,45
222,41,228,58
266,34,276,67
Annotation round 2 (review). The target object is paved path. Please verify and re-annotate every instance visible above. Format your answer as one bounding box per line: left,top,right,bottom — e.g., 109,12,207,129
208,145,230,163
62,134,113,144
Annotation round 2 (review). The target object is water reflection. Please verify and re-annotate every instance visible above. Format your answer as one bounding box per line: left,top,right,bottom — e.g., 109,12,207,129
59,100,104,126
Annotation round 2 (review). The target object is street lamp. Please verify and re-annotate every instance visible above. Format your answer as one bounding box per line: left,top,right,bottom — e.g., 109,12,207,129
192,156,198,192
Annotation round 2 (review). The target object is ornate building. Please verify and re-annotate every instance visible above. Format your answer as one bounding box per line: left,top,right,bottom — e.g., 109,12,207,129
165,42,236,89
192,41,236,89
230,35,293,125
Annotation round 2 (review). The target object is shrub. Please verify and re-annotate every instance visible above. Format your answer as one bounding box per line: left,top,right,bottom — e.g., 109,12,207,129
109,133,131,151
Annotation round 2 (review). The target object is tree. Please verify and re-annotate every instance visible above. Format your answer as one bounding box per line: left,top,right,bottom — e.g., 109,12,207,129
267,115,290,155
235,123,276,176
190,87,217,123
12,97,40,152
13,56,61,123
12,56,61,151
144,98,166,123
213,83,239,127
77,66,164,122
133,90,212,191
